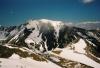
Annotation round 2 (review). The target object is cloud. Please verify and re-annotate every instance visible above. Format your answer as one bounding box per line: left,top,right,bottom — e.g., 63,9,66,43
81,0,94,4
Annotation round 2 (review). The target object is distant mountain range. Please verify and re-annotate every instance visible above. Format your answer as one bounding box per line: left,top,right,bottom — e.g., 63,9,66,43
0,19,100,68
75,21,100,30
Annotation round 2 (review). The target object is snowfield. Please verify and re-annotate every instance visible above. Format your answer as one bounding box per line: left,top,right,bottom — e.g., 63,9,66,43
0,19,100,68
59,39,100,68
60,49,100,68
0,54,61,68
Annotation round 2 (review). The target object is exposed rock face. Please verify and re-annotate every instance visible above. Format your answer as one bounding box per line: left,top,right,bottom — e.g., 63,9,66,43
0,19,100,68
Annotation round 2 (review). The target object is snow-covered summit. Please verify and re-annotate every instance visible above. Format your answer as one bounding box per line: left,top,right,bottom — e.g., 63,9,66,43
26,19,64,29
0,19,100,68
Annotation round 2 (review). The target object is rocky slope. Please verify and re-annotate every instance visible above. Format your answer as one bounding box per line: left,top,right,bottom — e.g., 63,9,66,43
0,19,100,68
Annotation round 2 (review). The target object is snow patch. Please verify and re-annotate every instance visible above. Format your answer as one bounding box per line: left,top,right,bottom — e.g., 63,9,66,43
0,56,61,68
73,39,86,54
9,53,20,59
50,57,60,62
59,46,100,68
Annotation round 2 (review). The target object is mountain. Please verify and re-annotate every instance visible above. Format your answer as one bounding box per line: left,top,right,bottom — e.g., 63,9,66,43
75,22,100,30
0,19,100,68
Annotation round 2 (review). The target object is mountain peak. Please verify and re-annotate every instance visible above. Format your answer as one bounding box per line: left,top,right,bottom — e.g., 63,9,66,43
0,19,100,68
